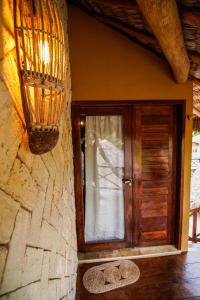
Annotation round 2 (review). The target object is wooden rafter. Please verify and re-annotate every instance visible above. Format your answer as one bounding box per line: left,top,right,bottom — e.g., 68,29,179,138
135,0,190,83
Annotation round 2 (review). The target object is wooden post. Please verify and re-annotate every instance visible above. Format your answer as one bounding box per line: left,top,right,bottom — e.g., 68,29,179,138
136,0,190,83
192,210,197,243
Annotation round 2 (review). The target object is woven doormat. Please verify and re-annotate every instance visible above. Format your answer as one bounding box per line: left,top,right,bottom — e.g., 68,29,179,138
83,260,140,294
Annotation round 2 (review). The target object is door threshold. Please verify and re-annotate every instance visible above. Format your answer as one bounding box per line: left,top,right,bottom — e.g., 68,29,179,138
78,245,181,264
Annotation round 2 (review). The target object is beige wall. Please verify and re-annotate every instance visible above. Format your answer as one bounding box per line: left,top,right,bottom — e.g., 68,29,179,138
0,1,77,299
68,5,193,251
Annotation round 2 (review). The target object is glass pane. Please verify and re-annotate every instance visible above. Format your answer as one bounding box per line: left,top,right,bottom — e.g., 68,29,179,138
82,115,125,243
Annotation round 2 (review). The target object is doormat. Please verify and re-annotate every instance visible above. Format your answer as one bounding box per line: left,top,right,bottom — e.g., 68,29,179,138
83,260,140,294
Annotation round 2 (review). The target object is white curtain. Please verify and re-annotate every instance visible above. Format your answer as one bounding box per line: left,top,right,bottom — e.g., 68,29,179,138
84,116,125,242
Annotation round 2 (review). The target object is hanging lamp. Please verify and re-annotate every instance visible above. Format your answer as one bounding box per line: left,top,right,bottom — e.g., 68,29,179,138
14,0,66,154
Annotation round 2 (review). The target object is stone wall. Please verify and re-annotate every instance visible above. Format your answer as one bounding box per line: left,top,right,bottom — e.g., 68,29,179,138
0,1,77,299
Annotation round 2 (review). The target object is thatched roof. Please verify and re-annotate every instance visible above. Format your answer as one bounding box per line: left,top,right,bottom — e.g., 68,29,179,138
69,0,200,121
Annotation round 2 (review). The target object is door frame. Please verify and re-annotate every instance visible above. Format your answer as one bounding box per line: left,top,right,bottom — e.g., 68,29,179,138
71,100,185,252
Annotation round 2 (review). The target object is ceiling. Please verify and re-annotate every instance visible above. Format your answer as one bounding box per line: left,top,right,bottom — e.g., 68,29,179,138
69,0,200,115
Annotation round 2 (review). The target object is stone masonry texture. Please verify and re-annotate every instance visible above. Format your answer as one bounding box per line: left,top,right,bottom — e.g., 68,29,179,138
0,0,78,299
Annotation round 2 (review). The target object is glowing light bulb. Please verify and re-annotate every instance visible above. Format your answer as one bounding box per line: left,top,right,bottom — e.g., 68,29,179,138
39,40,50,64
80,120,85,127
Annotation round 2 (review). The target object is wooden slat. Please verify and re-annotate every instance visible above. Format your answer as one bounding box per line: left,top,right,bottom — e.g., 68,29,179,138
141,116,169,125
142,124,169,133
141,216,167,232
142,132,169,141
143,156,169,164
141,230,167,241
142,149,169,157
141,172,169,181
142,140,169,149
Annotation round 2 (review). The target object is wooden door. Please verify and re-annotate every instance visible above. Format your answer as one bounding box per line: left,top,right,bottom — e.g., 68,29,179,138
134,105,176,246
72,101,182,252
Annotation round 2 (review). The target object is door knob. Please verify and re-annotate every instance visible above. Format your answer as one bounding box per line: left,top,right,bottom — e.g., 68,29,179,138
123,178,133,187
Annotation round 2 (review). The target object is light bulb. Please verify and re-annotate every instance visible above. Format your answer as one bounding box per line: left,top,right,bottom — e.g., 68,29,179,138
39,40,50,64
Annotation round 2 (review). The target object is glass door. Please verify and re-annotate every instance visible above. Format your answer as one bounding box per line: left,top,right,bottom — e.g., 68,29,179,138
72,106,133,251
83,115,125,242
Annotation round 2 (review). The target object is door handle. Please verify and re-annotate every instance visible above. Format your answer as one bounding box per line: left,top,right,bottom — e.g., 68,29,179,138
123,178,133,187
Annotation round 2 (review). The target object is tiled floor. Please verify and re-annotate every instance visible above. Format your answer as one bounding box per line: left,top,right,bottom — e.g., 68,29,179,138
76,243,200,300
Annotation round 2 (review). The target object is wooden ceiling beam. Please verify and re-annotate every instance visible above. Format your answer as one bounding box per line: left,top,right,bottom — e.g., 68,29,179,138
136,0,190,83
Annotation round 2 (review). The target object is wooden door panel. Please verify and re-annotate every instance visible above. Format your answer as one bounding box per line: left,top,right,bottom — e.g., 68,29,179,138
142,149,169,157
141,216,168,232
134,105,175,246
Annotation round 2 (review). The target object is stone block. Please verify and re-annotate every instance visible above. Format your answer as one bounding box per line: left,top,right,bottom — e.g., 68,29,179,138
0,247,7,283
22,247,44,286
17,132,34,171
48,279,60,300
58,214,63,235
0,209,31,294
0,0,15,60
49,253,66,279
58,237,66,258
31,156,49,192
0,50,23,118
43,177,54,223
62,215,71,242
61,277,70,299
61,186,68,207
67,290,75,300
41,153,57,180
27,190,45,247
0,281,41,300
56,279,61,300
53,172,63,205
0,190,19,243
0,80,23,187
40,251,50,300
39,220,57,251
55,255,66,277
0,79,12,129
50,203,59,231
6,159,38,211
24,281,41,300
49,251,56,279
52,144,65,171
70,274,77,293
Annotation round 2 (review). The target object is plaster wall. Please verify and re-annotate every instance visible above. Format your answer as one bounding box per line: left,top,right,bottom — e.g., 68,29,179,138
0,1,77,299
68,5,193,251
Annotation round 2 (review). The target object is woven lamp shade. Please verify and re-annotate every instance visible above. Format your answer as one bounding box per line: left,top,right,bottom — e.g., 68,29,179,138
14,0,66,154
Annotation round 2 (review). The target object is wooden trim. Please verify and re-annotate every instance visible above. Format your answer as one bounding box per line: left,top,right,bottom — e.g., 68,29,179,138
72,109,85,250
72,100,186,107
168,105,176,245
133,106,142,246
175,102,186,249
189,207,200,243
123,109,134,245
170,106,177,245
